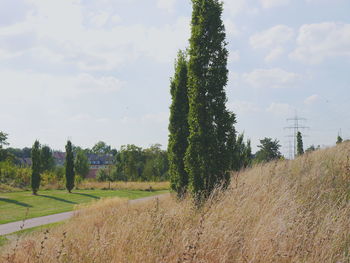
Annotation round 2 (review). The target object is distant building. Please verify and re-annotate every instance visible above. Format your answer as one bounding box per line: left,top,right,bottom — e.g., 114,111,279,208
53,151,114,178
86,153,114,178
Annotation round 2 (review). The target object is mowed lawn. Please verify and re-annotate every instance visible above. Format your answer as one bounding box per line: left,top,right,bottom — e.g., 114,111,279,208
0,189,167,224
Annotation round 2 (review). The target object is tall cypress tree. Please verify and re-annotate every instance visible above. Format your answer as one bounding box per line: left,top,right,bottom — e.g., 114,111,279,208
297,131,304,156
31,140,41,195
65,140,75,193
185,0,236,201
168,50,189,198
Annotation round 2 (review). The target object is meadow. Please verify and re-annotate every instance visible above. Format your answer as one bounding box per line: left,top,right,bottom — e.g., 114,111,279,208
0,188,168,224
1,142,350,262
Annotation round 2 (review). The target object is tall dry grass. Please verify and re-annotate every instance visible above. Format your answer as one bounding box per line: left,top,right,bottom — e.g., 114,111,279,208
1,142,350,262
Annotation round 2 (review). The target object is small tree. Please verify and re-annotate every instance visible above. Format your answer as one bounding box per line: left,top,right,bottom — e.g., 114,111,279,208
75,149,90,178
0,131,9,162
297,131,304,156
168,50,189,198
255,138,282,163
337,135,343,145
31,140,41,195
65,140,75,193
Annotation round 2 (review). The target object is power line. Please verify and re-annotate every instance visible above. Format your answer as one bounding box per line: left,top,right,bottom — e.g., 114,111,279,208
284,112,309,159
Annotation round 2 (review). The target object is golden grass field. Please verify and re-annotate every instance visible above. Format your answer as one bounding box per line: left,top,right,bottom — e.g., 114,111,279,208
1,142,350,262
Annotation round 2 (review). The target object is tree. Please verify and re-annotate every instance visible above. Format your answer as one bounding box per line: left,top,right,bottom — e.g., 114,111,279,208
168,50,189,198
65,140,75,193
185,0,236,201
0,132,9,162
255,138,282,163
40,145,55,172
297,131,304,156
75,149,90,178
0,132,9,148
31,140,41,195
337,135,343,144
92,141,111,155
231,134,253,171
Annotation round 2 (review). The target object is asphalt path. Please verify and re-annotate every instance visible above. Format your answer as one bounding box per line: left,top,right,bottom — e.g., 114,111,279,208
0,193,169,236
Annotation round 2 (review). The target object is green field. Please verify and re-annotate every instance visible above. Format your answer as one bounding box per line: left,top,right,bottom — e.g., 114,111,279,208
0,189,167,224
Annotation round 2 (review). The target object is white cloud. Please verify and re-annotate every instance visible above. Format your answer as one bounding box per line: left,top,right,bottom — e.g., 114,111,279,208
304,94,320,105
229,50,240,63
265,47,285,62
0,1,190,71
250,25,294,49
229,101,261,114
243,68,301,89
259,0,290,9
157,0,177,12
290,22,350,64
225,19,240,37
267,102,293,116
0,70,123,101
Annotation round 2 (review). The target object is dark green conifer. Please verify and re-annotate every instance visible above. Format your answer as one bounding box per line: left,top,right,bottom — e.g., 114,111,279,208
31,140,41,195
297,131,304,156
185,0,236,201
65,140,75,193
337,135,343,145
168,50,189,198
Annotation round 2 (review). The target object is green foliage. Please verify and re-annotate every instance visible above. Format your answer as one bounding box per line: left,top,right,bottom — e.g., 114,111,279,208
31,140,41,195
40,145,55,172
0,131,12,162
0,131,9,148
96,169,110,182
65,140,75,193
143,144,169,181
337,135,343,145
92,141,111,155
297,131,304,156
185,0,235,201
114,144,169,182
168,50,189,198
75,149,90,178
255,138,282,163
0,161,31,188
231,134,253,171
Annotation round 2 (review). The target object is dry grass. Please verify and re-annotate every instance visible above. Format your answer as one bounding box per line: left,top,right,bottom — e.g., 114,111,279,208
2,142,350,262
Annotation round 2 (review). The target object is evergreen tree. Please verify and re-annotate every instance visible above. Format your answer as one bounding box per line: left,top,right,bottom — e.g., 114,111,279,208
185,0,236,201
75,149,90,178
65,140,75,193
297,131,304,156
168,50,189,198
31,140,41,195
40,145,55,172
337,135,343,144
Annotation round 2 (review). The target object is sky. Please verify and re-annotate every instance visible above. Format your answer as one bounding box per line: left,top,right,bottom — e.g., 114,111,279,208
0,0,349,156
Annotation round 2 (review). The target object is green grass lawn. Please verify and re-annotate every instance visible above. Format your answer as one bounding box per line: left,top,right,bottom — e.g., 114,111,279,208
0,189,167,224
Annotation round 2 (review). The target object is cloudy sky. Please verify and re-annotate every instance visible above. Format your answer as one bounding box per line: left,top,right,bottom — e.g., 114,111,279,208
1,0,349,156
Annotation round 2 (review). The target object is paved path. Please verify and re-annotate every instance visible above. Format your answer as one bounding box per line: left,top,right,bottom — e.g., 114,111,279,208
0,193,169,236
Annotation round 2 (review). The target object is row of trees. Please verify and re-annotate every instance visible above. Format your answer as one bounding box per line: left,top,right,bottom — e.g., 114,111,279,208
30,140,75,195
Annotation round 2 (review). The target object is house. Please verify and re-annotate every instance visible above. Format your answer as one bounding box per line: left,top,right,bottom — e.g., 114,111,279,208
86,153,114,178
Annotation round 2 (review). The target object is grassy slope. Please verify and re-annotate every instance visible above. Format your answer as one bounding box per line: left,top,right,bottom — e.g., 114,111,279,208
0,189,167,224
1,142,350,262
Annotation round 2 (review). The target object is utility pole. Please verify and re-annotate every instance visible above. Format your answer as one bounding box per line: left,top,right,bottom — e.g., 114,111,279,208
284,112,309,159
